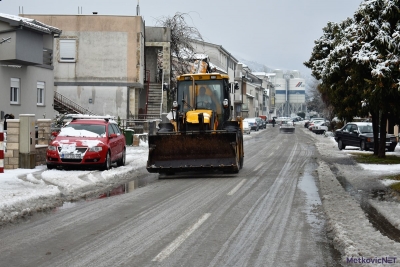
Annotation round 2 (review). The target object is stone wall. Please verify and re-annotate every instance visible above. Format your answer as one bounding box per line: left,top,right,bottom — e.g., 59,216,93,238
35,146,47,166
35,119,52,167
36,119,52,146
3,118,52,169
4,119,20,169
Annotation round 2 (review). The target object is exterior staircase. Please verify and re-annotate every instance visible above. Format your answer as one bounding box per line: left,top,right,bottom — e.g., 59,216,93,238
53,91,96,115
146,83,163,117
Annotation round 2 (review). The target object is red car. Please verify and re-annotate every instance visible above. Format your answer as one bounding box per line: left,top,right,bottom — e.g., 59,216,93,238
46,116,126,170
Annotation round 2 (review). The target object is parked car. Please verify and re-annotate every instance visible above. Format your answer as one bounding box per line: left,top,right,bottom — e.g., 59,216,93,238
334,122,397,151
46,116,126,170
305,117,325,128
244,118,260,131
242,120,251,134
257,117,267,129
311,121,329,134
308,119,325,130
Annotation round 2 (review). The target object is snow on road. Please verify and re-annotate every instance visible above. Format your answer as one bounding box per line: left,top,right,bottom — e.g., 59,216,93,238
1,126,400,265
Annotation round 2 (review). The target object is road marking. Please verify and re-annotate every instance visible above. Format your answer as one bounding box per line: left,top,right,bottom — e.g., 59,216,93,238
152,213,211,262
227,179,247,196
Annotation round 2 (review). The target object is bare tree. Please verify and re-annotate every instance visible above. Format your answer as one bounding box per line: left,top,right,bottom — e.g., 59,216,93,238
156,12,204,78
156,13,204,110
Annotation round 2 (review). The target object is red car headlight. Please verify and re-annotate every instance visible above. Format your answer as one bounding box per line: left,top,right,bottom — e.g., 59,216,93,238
89,146,103,152
48,145,57,151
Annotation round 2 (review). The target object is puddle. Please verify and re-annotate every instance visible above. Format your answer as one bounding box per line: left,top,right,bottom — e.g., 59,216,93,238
56,173,158,211
298,164,323,228
57,201,78,211
97,182,136,199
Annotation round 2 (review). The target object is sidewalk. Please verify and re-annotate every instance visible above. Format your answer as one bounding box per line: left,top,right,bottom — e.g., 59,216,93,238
303,128,400,266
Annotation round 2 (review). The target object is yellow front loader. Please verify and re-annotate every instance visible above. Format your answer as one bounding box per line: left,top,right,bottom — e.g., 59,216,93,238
146,72,244,174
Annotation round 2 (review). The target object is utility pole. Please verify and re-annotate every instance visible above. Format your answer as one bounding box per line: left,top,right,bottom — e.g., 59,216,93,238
283,74,291,117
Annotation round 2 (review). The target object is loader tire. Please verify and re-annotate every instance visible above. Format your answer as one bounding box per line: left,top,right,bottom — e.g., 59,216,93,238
237,129,243,171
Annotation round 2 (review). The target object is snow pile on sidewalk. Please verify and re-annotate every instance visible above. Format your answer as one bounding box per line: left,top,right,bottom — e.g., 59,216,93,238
301,127,400,266
0,167,61,223
0,141,149,225
318,161,400,266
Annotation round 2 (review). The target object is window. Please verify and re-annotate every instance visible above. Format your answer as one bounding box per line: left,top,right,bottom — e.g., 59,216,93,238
108,124,116,136
59,39,76,62
110,124,121,135
37,81,45,106
10,78,20,104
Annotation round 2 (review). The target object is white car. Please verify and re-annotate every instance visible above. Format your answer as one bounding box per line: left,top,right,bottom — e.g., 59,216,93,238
308,119,325,130
242,120,251,134
311,121,329,134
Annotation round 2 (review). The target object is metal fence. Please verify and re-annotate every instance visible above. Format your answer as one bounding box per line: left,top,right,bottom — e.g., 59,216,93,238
118,119,160,135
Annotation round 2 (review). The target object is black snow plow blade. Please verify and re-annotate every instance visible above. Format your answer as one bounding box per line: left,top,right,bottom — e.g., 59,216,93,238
146,132,238,173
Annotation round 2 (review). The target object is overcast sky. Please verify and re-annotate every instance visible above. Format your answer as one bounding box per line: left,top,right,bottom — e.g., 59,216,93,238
1,0,364,76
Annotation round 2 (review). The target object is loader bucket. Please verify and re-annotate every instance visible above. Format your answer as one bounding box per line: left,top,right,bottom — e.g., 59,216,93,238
146,132,239,173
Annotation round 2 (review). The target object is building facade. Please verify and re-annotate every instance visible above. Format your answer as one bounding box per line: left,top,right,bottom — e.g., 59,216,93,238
191,39,240,115
0,14,61,121
234,63,263,118
273,69,306,117
23,14,146,119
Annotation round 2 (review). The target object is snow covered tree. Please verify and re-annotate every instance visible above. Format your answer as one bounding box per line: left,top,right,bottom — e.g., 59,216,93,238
352,0,400,157
305,0,400,157
156,12,203,77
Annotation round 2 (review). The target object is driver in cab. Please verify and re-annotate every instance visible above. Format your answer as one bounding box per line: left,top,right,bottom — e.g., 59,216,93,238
197,86,212,108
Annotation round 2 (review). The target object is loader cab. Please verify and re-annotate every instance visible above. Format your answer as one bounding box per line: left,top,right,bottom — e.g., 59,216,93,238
176,74,231,129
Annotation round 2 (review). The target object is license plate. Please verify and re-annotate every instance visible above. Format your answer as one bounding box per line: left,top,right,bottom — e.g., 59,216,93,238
61,153,82,159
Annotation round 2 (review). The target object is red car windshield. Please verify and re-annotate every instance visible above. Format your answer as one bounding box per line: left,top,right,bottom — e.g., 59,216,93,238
60,124,106,137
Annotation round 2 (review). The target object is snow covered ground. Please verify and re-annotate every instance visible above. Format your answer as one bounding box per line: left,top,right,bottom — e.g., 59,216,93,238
1,126,400,265
0,140,150,225
303,128,400,266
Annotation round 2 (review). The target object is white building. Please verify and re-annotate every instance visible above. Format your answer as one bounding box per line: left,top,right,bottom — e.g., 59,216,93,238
272,69,305,117
190,39,239,113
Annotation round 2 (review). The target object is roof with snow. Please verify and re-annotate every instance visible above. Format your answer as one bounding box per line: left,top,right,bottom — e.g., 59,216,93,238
209,62,227,74
0,13,61,35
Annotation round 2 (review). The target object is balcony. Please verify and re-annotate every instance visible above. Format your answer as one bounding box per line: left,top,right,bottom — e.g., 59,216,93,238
0,31,46,66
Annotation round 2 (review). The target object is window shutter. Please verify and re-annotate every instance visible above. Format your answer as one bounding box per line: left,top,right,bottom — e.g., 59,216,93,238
60,40,76,61
37,81,45,89
11,78,20,88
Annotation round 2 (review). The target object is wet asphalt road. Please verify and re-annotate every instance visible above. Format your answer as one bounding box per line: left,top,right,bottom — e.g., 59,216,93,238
0,126,341,267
